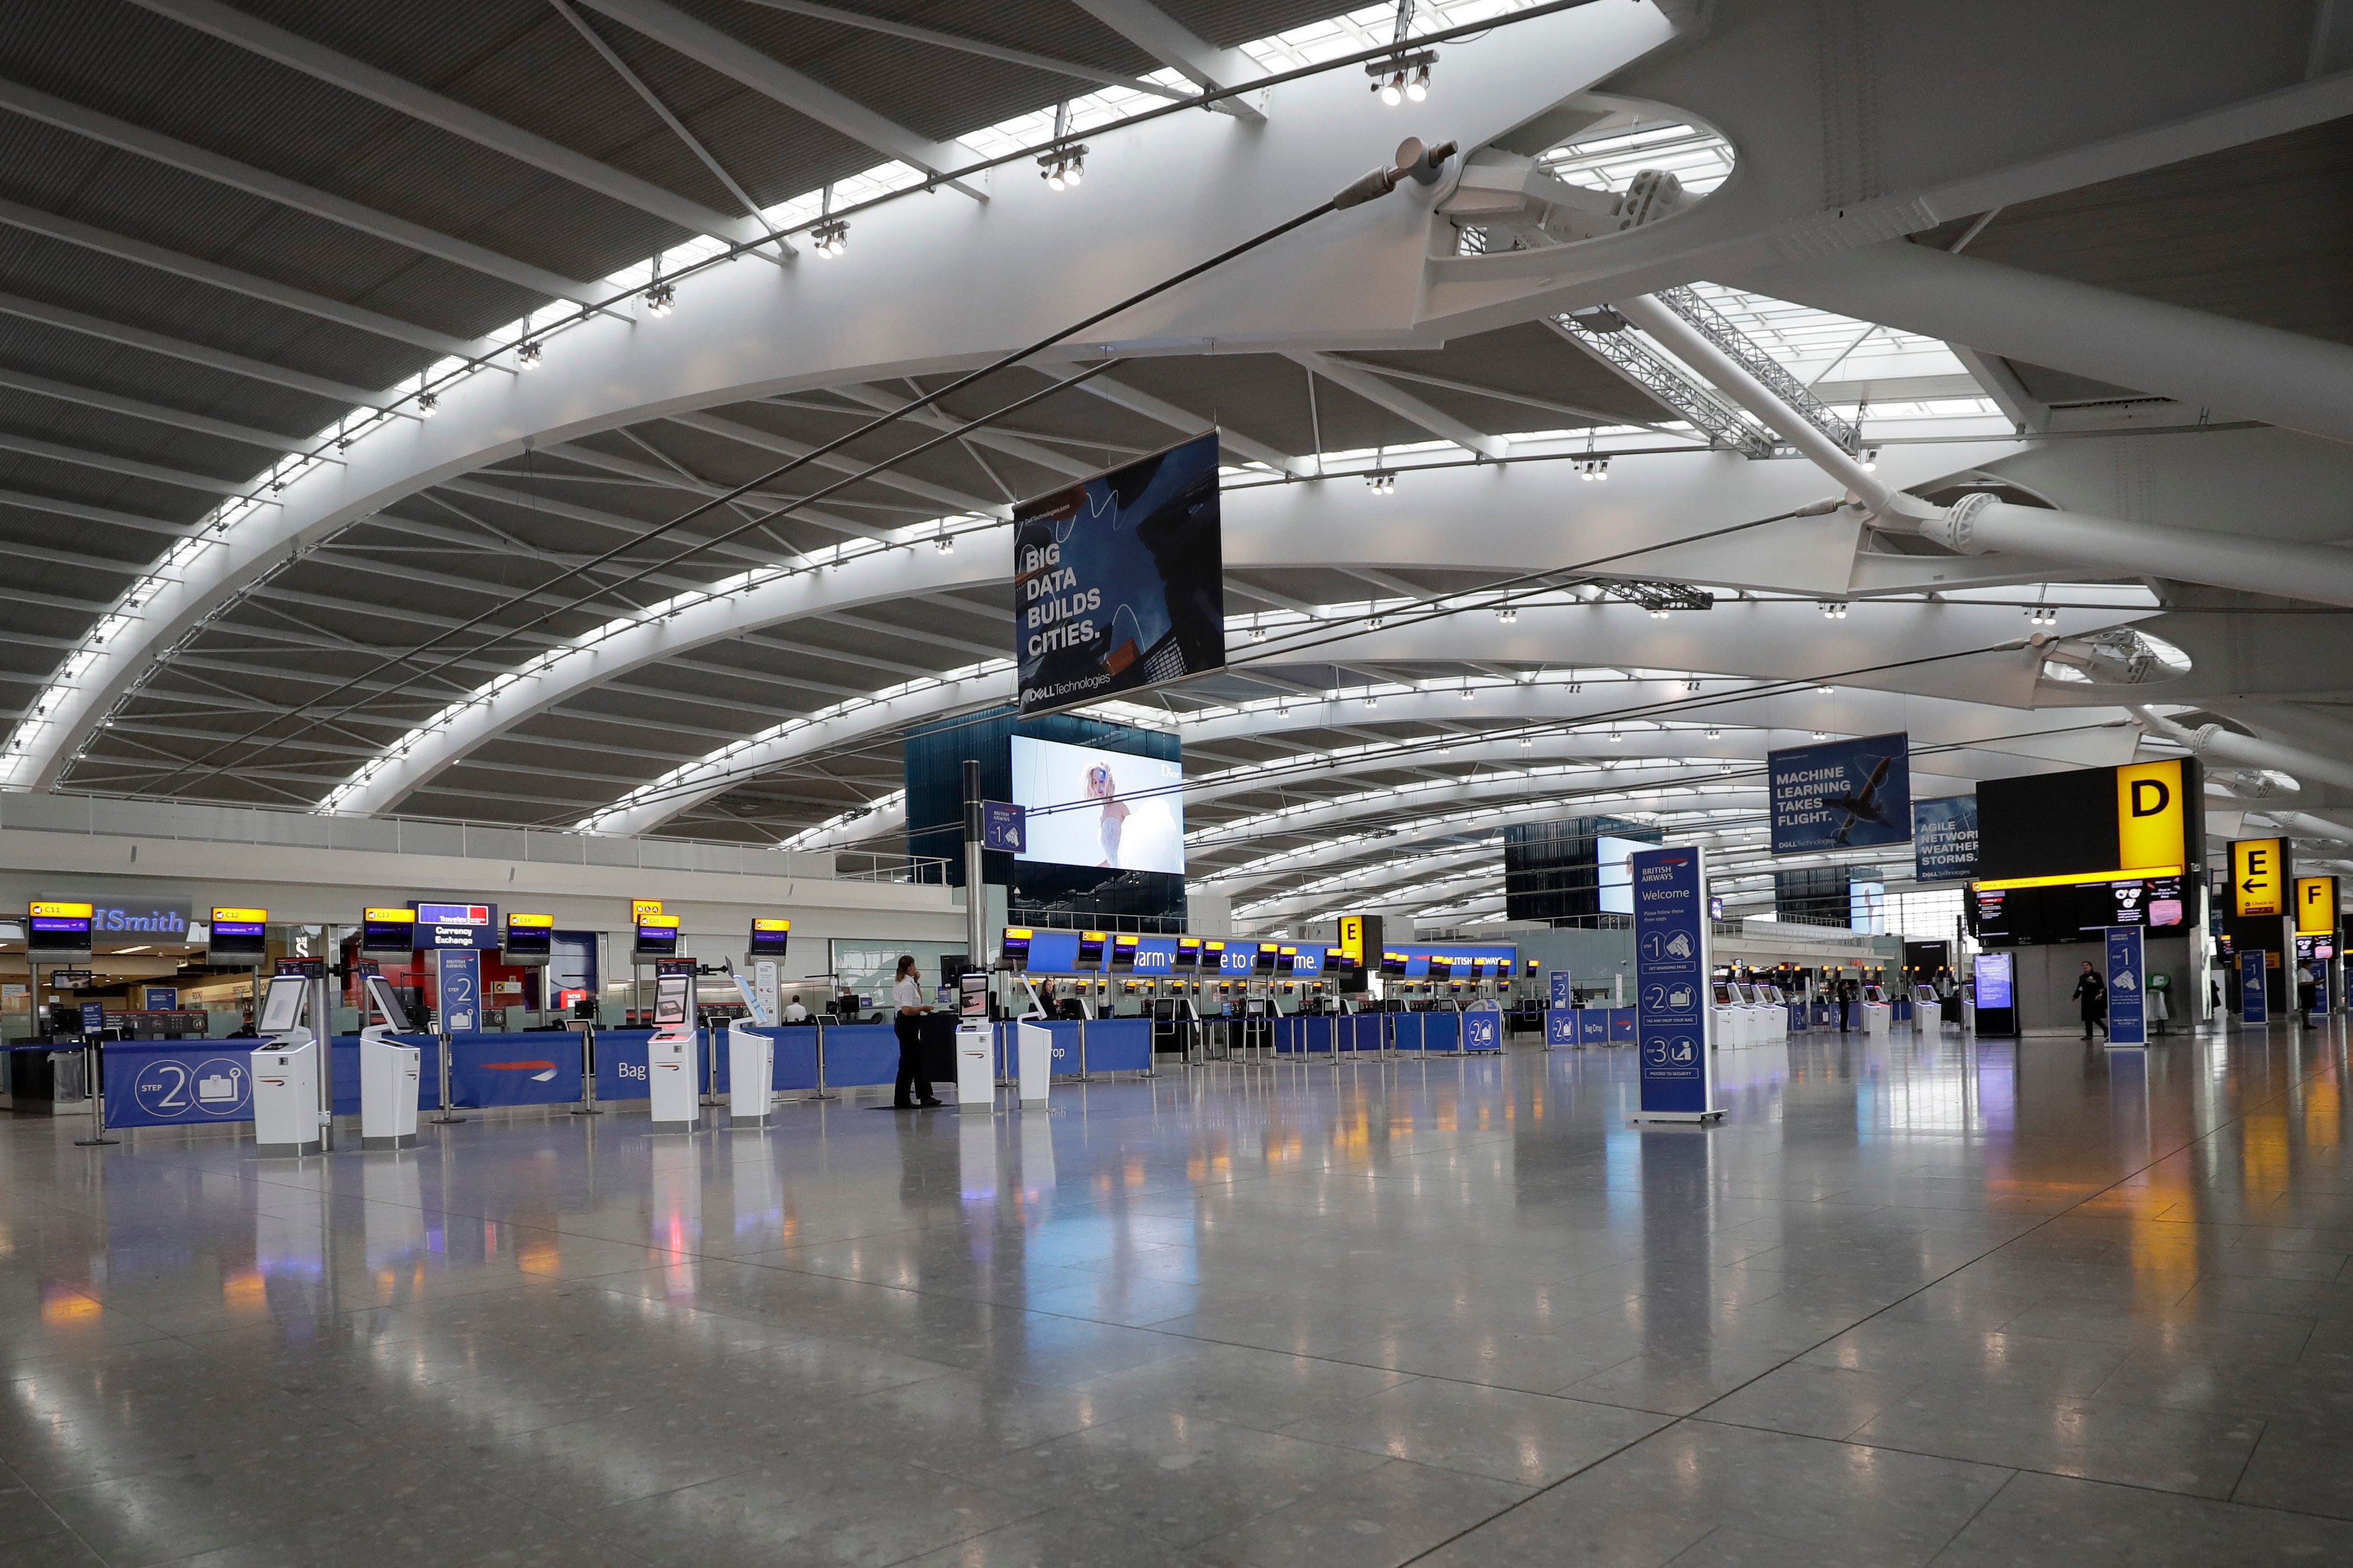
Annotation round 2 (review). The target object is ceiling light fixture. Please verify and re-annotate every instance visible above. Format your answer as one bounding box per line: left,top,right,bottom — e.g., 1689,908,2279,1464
1821,600,1847,619
417,390,439,416
812,220,848,258
1408,62,1431,101
516,340,543,368
1366,469,1396,494
643,282,674,316
1038,145,1089,189
1860,447,1880,471
1496,606,1516,623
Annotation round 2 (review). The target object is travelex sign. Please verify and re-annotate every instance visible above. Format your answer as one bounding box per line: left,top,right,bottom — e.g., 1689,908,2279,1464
1767,733,1912,854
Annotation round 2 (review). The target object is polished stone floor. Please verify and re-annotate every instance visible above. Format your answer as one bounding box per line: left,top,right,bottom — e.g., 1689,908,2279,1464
8,1023,2353,1566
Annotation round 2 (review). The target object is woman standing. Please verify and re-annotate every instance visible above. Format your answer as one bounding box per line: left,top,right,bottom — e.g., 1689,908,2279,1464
892,955,942,1109
2072,961,2108,1041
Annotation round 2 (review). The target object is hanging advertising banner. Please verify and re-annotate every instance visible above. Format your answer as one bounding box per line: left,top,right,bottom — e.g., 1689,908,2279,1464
1912,794,1978,884
1768,733,1912,854
1631,845,1719,1121
2105,926,2145,1046
1013,432,1224,715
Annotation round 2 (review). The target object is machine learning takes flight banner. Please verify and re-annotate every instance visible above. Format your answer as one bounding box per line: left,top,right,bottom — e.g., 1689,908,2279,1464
1768,732,1912,855
1014,432,1224,715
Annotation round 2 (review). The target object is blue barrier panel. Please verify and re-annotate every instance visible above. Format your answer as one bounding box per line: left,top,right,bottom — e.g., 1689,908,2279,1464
592,1029,658,1101
1545,1008,1579,1046
818,1023,901,1088
1463,1008,1502,1051
103,1034,443,1128
1344,1013,1389,1053
104,1040,257,1129
1398,1011,1460,1053
1578,1011,1609,1045
450,1032,583,1108
1610,1008,1638,1042
767,1026,821,1091
1787,1004,1807,1033
994,1019,1093,1078
1084,1017,1152,1073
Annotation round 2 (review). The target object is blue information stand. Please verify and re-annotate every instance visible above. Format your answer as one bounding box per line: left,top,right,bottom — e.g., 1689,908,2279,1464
1544,1009,1577,1047
2239,949,2269,1024
1632,846,1721,1121
2105,927,2146,1046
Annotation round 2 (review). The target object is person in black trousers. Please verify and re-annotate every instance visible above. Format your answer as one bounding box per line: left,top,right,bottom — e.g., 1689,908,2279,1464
1835,975,1857,1033
891,954,942,1108
2073,961,2108,1041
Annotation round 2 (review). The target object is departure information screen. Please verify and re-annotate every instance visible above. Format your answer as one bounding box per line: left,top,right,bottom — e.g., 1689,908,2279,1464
1973,874,2191,946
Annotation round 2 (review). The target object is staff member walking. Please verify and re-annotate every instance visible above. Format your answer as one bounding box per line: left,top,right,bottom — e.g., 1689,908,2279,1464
2073,961,2108,1041
892,955,943,1109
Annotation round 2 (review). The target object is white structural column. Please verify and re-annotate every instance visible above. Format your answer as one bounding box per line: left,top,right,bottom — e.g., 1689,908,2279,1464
1608,294,1891,510
2268,810,2353,846
2133,706,2353,794
1066,371,1311,475
1919,495,2353,610
1744,240,2353,450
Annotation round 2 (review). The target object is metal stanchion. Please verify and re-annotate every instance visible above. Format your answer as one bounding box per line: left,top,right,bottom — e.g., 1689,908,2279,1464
1077,1016,1089,1081
74,1039,117,1147
571,1020,601,1115
804,1021,838,1101
430,1029,466,1124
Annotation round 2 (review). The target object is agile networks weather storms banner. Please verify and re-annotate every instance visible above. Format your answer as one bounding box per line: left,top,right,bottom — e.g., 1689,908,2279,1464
1014,432,1224,716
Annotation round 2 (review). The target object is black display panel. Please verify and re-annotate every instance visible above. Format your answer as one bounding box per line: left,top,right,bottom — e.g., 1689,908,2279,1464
206,916,267,960
748,919,791,958
27,913,92,955
1076,931,1106,968
1253,943,1278,974
1111,935,1138,971
1976,769,2120,881
1173,939,1201,971
632,922,680,957
1000,928,1032,969
502,916,553,959
360,912,418,954
1972,875,2196,947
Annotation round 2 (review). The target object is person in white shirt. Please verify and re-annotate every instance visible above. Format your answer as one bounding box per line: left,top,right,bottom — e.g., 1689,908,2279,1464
781,995,809,1024
891,955,941,1108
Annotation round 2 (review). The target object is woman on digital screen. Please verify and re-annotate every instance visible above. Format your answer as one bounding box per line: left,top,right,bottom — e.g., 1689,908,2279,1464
1086,762,1131,867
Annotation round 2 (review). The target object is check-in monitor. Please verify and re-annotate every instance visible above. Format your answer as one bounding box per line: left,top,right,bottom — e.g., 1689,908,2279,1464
361,907,418,955
748,917,791,958
634,920,680,958
257,973,306,1034
363,974,412,1030
653,974,692,1027
502,912,554,963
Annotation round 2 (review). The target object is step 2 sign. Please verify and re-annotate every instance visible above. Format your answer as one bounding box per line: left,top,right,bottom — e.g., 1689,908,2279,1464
1632,845,1721,1121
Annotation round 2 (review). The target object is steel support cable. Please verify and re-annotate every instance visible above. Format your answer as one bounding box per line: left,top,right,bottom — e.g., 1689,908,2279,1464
135,152,1446,795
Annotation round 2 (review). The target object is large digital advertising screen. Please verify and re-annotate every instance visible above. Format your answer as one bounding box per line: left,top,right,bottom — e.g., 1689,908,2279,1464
1596,835,1644,914
1013,432,1224,715
1009,735,1184,875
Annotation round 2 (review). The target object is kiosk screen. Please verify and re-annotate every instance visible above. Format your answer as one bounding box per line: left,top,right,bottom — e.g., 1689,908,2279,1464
1000,927,1033,969
363,974,413,1029
503,913,554,961
1254,943,1279,974
1111,935,1138,971
653,974,691,1027
634,920,680,958
1076,932,1106,968
748,917,791,958
1174,938,1202,971
257,974,306,1034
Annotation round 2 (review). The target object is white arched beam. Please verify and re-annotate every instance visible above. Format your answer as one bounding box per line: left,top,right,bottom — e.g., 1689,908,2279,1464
8,2,1670,794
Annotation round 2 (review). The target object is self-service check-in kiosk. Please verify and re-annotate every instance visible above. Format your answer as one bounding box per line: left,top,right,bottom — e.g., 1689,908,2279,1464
1861,984,1893,1036
1910,983,1942,1034
723,966,776,1127
647,972,699,1130
251,974,323,1156
358,973,422,1150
